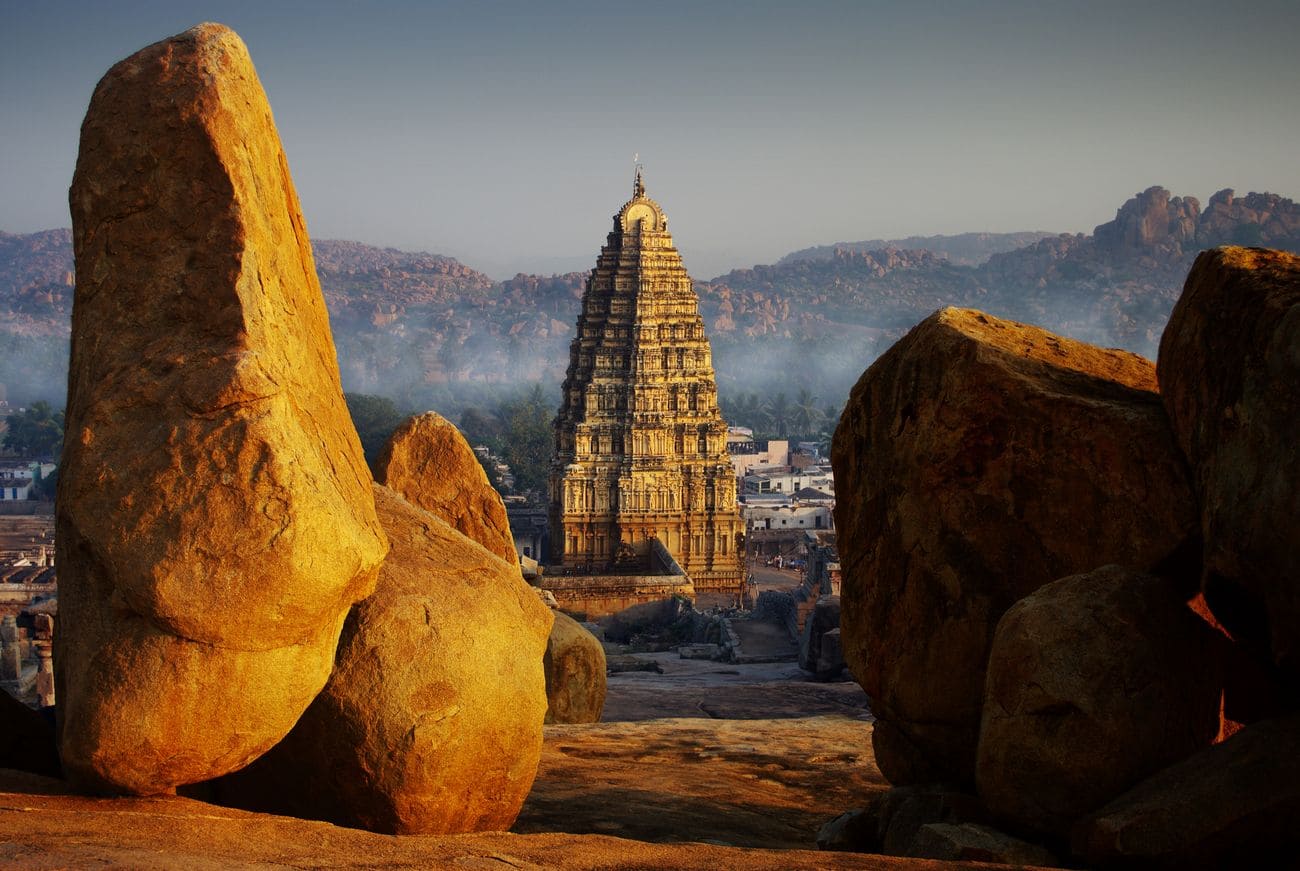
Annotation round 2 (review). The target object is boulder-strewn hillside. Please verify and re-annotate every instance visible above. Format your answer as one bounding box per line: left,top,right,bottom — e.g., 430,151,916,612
3,187,1298,407
0,229,75,336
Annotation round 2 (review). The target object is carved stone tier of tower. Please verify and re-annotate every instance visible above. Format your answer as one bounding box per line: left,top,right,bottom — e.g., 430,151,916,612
548,172,744,600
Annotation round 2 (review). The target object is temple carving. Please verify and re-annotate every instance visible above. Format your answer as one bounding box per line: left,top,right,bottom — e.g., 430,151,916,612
548,171,744,602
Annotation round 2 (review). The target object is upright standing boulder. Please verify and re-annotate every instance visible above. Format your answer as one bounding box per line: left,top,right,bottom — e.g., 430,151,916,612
57,23,387,794
544,610,607,724
214,484,553,834
376,412,518,566
832,307,1196,786
976,566,1221,836
1158,247,1300,675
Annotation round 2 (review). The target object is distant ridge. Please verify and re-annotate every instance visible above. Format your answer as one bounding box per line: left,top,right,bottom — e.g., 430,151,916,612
777,231,1056,268
2,186,1298,408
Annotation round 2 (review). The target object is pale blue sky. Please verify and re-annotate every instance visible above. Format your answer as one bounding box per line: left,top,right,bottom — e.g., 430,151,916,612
3,0,1299,278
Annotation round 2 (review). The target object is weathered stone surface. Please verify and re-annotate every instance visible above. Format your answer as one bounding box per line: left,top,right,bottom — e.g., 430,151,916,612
0,690,60,778
57,23,386,794
908,823,1057,866
976,566,1221,836
375,412,517,565
798,595,842,678
214,484,552,834
544,610,607,724
831,307,1195,785
1073,712,1300,869
1157,246,1300,674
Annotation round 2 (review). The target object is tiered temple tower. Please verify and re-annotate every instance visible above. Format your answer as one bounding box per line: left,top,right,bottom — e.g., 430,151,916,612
548,171,744,600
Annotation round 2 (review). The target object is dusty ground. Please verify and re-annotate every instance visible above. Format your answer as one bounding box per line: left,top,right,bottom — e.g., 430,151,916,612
601,652,870,721
0,515,53,559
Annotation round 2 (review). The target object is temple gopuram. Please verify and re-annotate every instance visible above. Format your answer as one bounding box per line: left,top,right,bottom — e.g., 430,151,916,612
546,170,744,608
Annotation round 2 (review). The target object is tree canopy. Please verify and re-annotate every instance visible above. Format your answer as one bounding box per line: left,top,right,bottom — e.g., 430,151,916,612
3,401,64,458
344,392,407,476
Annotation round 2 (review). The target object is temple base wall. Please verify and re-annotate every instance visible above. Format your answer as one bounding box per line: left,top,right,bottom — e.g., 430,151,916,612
537,573,695,621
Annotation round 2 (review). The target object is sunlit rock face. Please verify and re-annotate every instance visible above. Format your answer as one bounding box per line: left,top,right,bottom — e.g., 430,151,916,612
214,483,553,835
1158,246,1300,677
376,411,518,565
831,307,1196,787
56,22,387,795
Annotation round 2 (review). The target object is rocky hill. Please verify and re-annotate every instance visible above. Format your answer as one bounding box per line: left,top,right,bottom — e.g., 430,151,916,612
3,186,1298,408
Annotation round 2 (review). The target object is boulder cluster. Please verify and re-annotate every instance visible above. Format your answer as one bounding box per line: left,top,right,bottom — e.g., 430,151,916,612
831,247,1300,866
51,22,562,836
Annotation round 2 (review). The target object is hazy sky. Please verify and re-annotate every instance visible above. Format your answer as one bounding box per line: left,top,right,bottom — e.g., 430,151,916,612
3,0,1299,278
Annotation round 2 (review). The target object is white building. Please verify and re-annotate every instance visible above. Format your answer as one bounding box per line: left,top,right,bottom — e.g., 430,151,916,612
727,433,789,480
742,503,833,532
741,465,834,496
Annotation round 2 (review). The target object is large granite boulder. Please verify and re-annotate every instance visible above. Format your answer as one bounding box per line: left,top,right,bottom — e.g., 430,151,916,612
215,484,552,834
976,566,1221,836
1157,247,1300,675
1073,712,1300,868
832,307,1196,785
376,412,518,565
56,24,387,794
544,610,607,724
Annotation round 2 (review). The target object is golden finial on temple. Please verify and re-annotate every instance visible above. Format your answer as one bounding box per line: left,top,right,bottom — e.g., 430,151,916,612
633,153,645,199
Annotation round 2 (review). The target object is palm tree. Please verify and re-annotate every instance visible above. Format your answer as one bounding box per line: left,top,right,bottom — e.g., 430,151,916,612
791,388,822,438
723,392,762,430
763,392,791,439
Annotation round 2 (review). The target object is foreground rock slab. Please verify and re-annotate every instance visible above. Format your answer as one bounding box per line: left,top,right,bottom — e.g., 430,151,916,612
215,484,552,834
977,566,1220,835
832,307,1195,786
376,412,518,565
0,770,1017,871
58,22,386,794
517,716,885,851
1158,246,1300,674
